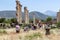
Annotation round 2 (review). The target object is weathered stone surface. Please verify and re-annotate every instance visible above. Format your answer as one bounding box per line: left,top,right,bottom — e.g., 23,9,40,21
57,10,60,22
24,7,29,24
16,0,22,24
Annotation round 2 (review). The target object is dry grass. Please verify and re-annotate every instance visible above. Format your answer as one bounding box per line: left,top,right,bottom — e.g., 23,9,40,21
0,28,60,40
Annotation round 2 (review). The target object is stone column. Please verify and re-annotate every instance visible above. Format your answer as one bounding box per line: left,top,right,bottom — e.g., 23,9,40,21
19,3,22,24
57,10,60,22
24,7,29,24
33,13,35,25
16,0,22,24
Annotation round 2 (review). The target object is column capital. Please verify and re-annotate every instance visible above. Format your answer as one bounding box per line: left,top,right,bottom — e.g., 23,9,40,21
24,7,27,10
59,9,60,12
16,0,18,1
19,4,22,7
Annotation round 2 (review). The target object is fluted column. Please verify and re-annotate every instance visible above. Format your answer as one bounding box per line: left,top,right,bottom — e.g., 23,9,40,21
33,13,35,25
16,0,22,24
24,7,29,24
57,10,60,22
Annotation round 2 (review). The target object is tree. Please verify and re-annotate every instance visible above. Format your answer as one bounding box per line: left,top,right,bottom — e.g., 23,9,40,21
45,17,52,25
10,18,17,23
41,20,46,22
46,17,52,22
4,19,11,23
0,18,5,23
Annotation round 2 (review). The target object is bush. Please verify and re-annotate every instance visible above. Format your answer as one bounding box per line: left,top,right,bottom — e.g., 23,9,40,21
4,19,11,23
25,32,42,40
56,22,60,28
3,30,7,34
0,29,7,34
46,17,52,23
10,18,17,23
0,18,5,23
21,24,30,29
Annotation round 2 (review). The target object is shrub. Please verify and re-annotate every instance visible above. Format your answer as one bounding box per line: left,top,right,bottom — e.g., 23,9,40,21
0,29,7,34
2,30,7,34
0,18,5,23
4,19,11,23
25,32,42,40
56,22,60,28
21,24,30,29
10,18,17,23
46,17,52,22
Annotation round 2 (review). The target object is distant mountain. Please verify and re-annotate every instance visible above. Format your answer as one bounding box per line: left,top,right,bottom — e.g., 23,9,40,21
0,11,16,18
29,11,48,20
44,10,57,17
0,10,49,20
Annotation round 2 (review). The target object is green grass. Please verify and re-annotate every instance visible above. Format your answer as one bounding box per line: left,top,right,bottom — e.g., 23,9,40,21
25,32,42,40
0,29,7,34
19,32,42,40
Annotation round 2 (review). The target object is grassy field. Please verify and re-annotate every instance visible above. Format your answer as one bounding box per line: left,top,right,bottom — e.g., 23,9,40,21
0,28,60,40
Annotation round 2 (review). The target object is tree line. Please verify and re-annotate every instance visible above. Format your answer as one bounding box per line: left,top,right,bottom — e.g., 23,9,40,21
0,18,17,23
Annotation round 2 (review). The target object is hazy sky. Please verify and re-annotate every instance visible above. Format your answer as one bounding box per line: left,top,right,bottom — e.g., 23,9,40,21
0,0,60,13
